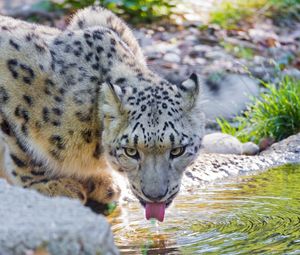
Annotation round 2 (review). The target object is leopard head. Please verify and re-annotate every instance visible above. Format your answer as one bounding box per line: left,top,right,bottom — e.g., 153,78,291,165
100,73,204,216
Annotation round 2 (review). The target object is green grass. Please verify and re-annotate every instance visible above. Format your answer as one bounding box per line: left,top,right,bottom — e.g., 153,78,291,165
210,0,300,29
217,76,300,143
221,41,255,60
210,0,254,30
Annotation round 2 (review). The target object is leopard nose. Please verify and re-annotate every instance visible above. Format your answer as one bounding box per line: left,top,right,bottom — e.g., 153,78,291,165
141,188,168,202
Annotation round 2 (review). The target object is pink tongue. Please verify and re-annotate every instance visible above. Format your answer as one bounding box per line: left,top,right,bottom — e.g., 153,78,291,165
145,203,166,222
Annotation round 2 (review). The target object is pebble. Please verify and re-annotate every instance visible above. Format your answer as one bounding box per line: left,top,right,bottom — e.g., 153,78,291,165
205,50,230,59
195,57,207,65
185,35,198,41
163,52,181,63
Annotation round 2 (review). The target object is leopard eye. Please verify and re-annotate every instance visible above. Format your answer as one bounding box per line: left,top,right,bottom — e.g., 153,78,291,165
124,147,139,159
170,146,185,158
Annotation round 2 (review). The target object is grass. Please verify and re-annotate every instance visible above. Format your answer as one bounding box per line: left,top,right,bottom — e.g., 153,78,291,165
210,0,255,30
210,0,300,29
221,41,255,60
217,76,300,143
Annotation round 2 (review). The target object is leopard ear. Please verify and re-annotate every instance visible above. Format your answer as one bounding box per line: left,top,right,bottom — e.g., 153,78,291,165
101,81,134,118
107,81,123,107
101,82,125,117
178,73,201,111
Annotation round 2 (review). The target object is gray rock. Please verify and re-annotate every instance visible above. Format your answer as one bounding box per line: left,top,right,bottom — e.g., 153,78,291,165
133,30,153,47
248,26,279,44
0,181,119,255
201,133,259,155
194,57,207,65
282,68,300,79
145,51,163,60
205,50,230,60
200,73,260,120
163,52,181,63
183,133,300,188
185,35,198,41
248,66,275,81
182,55,195,65
193,45,214,53
144,43,178,54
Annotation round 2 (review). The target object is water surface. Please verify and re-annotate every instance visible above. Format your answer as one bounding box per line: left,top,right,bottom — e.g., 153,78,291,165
109,164,300,254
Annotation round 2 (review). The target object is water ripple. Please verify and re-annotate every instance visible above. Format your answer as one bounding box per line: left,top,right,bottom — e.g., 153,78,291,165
111,164,300,254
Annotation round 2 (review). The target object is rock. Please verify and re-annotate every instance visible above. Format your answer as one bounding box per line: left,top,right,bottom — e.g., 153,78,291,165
182,133,300,188
161,62,178,69
137,35,153,48
189,49,203,58
182,55,195,65
188,27,201,35
242,142,261,155
199,73,260,120
145,51,163,60
0,180,119,255
210,59,234,71
144,43,178,54
282,68,300,79
163,52,181,63
193,45,214,53
200,133,259,155
195,57,207,65
185,35,198,41
205,50,230,60
248,26,279,46
248,66,275,82
159,32,175,41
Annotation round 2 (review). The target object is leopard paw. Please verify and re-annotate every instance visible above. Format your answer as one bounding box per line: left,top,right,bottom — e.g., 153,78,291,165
84,173,121,205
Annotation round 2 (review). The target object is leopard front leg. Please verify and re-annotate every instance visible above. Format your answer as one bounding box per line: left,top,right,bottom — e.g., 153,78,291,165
0,117,120,210
28,165,122,214
0,124,88,203
28,177,88,203
5,151,88,203
3,137,121,208
5,154,88,203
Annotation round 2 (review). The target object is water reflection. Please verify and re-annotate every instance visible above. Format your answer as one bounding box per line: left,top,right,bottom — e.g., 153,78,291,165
110,164,300,254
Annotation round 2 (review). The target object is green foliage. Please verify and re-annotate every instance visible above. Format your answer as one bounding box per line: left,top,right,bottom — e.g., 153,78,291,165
52,0,176,23
270,0,300,24
105,0,176,23
32,0,57,11
54,0,96,10
221,41,254,60
217,76,300,143
210,1,253,30
210,0,300,29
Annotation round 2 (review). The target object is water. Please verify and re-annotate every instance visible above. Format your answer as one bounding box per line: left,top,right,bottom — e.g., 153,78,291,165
109,164,300,254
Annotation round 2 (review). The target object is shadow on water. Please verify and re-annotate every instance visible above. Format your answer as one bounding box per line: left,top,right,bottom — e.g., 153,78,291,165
109,164,300,254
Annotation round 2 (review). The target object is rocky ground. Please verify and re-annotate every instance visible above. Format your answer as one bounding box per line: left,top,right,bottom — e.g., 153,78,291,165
132,7,300,121
183,133,300,189
0,2,299,254
0,180,119,255
1,0,299,122
135,19,300,85
2,1,299,85
1,133,298,254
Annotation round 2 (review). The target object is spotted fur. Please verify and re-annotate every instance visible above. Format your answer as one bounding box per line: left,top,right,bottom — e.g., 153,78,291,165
0,6,204,208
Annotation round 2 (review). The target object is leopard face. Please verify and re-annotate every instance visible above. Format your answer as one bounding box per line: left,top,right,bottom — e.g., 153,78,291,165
101,73,204,206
